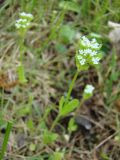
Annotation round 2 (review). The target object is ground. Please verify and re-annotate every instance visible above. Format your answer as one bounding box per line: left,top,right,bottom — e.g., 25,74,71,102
0,1,120,160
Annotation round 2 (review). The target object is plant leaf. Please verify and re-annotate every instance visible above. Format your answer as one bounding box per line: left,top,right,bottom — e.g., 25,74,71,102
59,25,76,43
59,1,80,13
49,152,64,160
43,130,58,144
59,96,65,113
68,118,77,132
60,99,79,116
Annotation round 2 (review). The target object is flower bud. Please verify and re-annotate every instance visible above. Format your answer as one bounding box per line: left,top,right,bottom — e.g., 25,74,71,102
83,84,95,100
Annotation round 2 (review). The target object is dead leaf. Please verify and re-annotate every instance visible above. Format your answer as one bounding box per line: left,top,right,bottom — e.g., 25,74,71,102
115,99,120,112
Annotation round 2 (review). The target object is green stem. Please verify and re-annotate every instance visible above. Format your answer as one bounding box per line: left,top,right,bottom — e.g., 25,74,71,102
74,98,84,116
50,115,61,132
0,122,12,160
1,88,4,109
17,35,27,84
20,37,24,64
65,70,79,103
50,70,79,131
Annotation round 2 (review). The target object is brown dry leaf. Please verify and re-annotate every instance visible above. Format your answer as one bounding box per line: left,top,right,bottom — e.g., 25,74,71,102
0,69,18,90
115,99,120,112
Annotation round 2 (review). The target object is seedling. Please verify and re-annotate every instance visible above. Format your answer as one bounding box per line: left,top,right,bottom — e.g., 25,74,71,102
15,12,33,83
50,36,102,131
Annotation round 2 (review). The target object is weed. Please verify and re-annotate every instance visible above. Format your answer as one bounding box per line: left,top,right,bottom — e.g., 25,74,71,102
15,12,33,83
0,1,120,159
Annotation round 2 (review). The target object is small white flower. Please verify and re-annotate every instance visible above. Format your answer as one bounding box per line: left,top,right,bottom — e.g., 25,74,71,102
84,84,94,94
15,12,33,30
92,57,100,64
79,59,86,65
85,48,91,53
91,42,100,49
26,22,30,26
15,23,20,28
92,44,99,49
80,49,97,57
76,54,86,66
81,36,100,49
81,37,91,47
15,22,28,29
76,36,101,70
91,50,97,56
85,49,97,56
91,38,97,43
84,49,92,55
16,19,27,23
79,50,84,55
77,55,83,60
90,38,100,49
82,36,90,44
20,12,33,19
81,41,90,47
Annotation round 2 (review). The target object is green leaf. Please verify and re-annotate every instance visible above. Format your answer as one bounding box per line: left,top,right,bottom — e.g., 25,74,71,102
59,96,65,113
100,153,110,160
27,119,34,130
55,43,67,54
43,130,58,144
68,118,77,132
39,121,48,130
29,143,36,151
59,25,76,43
49,152,64,160
60,99,79,116
110,72,119,81
17,105,31,117
83,92,93,100
59,1,80,13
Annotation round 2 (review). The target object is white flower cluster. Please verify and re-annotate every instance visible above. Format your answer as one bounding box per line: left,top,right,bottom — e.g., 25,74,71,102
76,36,101,69
81,36,100,49
19,12,33,19
15,12,33,29
15,19,30,29
84,84,94,94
